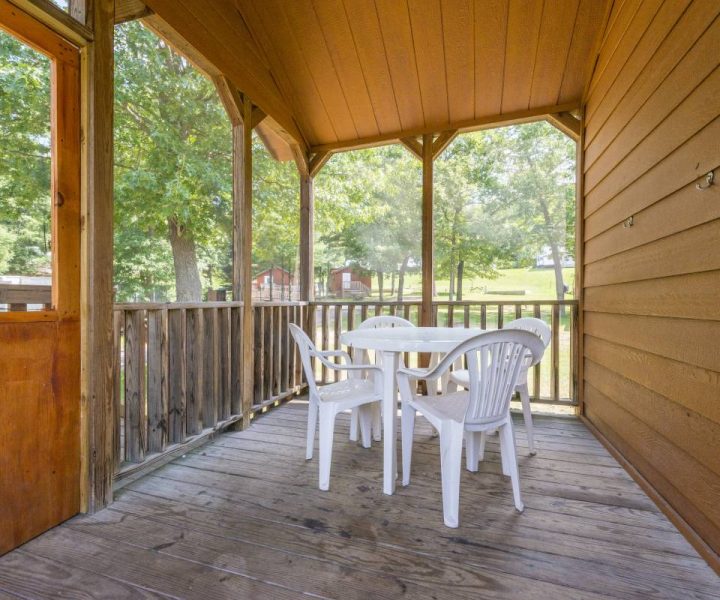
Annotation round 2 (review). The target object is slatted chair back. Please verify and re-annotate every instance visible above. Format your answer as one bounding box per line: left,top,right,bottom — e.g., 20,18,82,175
289,323,321,399
505,317,551,368
422,330,544,426
357,315,414,329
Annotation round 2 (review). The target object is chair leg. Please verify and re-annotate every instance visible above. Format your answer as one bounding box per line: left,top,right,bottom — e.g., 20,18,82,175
500,430,511,476
465,431,482,472
372,402,382,442
401,402,416,486
359,404,373,449
518,383,535,456
318,405,336,491
439,421,465,528
499,420,524,512
306,400,318,460
349,407,359,442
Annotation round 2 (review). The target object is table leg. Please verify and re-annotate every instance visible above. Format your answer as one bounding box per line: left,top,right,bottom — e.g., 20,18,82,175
382,351,398,495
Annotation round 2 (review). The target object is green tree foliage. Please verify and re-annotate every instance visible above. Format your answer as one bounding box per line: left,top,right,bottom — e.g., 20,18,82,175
0,30,52,278
114,23,300,302
484,122,576,300
315,145,421,299
114,22,233,301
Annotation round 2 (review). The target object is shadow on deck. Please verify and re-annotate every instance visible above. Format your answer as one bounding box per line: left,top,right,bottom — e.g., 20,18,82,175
0,400,717,599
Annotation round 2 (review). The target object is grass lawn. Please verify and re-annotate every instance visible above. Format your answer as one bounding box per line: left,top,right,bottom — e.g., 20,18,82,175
361,267,576,302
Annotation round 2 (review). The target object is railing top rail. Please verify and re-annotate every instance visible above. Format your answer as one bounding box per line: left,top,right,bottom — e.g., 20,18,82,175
310,299,578,307
113,300,308,311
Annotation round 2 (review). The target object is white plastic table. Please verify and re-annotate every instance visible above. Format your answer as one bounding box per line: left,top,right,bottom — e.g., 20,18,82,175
339,326,484,495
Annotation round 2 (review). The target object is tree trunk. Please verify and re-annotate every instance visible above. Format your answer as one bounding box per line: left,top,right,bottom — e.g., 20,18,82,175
168,217,202,302
390,271,396,297
448,266,455,303
397,255,410,302
377,270,384,301
456,259,464,301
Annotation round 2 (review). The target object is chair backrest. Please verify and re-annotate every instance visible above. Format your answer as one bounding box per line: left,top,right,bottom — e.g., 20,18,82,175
357,315,414,329
425,329,544,426
288,323,320,398
505,317,551,367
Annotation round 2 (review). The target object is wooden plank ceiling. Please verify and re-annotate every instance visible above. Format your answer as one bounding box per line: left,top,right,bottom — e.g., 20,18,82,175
143,0,610,156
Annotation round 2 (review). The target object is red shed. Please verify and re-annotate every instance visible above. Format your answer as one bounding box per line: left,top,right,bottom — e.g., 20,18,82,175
328,266,372,298
253,267,293,289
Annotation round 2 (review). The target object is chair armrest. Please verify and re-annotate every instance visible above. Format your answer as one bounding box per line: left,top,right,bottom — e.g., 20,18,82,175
312,350,381,373
397,366,432,381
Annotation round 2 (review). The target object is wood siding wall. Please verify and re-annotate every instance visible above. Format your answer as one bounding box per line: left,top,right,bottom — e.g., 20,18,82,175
581,0,720,564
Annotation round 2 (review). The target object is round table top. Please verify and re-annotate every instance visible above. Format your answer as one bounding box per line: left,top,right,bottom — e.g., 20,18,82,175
340,326,485,353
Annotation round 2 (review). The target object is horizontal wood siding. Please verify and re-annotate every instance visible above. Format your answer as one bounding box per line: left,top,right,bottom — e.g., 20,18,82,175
582,0,720,565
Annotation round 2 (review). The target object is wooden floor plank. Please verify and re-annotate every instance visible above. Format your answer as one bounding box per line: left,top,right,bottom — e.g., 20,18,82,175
1,400,717,599
0,549,168,599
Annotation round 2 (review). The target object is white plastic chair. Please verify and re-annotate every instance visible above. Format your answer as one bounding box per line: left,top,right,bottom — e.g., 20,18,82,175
398,329,544,527
448,317,551,455
349,315,415,443
289,323,383,491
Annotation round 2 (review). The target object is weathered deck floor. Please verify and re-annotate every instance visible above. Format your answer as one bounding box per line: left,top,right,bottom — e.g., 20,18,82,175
0,400,717,599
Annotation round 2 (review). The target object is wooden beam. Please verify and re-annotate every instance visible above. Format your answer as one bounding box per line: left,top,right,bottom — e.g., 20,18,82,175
213,76,243,127
421,133,434,328
79,0,115,513
115,0,152,24
308,151,331,178
310,102,580,155
400,137,423,161
8,0,93,44
251,106,266,130
432,129,458,160
546,112,581,141
299,173,314,301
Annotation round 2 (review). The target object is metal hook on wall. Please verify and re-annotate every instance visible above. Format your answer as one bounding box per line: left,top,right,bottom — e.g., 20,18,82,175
696,170,715,190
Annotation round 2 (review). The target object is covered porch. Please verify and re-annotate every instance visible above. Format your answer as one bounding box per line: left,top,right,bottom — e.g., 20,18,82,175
0,0,718,594
2,402,718,599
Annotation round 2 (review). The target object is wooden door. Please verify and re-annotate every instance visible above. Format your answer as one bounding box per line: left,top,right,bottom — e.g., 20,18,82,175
0,1,81,555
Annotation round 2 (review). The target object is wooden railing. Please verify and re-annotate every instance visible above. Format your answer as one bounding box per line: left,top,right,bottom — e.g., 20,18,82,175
0,283,51,311
111,296,577,480
308,300,579,405
112,301,307,480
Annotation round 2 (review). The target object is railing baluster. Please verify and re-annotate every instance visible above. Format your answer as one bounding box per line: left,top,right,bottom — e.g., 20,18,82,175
147,309,167,453
552,303,560,403
113,310,123,468
124,308,145,462
480,304,487,329
463,304,470,328
202,307,217,429
321,304,329,383
333,304,342,381
264,306,274,400
533,304,541,402
231,306,242,416
497,304,503,329
253,306,264,405
274,306,282,395
281,305,290,394
361,304,368,323
185,308,203,436
447,303,454,327
218,307,231,420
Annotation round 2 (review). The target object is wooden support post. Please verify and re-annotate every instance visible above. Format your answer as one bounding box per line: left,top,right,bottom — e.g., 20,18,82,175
300,170,314,302
421,133,434,328
574,114,585,414
239,95,254,428
79,0,115,512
